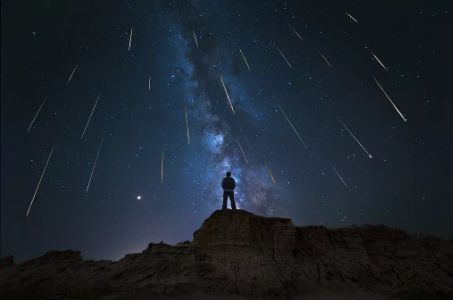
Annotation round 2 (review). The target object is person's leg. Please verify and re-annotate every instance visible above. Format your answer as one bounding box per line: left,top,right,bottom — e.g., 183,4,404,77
230,192,237,210
222,192,227,210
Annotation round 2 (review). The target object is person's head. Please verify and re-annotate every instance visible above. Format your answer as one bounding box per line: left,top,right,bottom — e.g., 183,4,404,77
226,172,231,177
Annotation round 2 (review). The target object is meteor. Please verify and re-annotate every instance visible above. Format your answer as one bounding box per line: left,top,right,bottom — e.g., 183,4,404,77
266,164,276,184
219,75,235,114
148,76,151,91
185,107,190,145
277,47,293,69
26,144,55,216
331,164,349,189
27,95,47,132
373,77,407,122
85,136,104,193
161,148,164,185
66,65,78,86
337,118,373,159
278,104,308,148
370,51,389,71
237,141,248,164
192,29,199,48
81,93,101,140
239,49,251,71
288,23,303,41
346,12,358,23
319,52,332,67
128,27,133,51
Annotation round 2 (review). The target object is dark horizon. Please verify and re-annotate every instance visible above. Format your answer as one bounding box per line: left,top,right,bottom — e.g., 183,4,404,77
2,0,452,262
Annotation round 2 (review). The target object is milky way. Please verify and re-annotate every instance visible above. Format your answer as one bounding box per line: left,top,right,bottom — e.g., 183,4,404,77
157,4,283,215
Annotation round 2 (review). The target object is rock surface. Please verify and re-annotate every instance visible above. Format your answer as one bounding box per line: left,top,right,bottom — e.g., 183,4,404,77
1,209,452,299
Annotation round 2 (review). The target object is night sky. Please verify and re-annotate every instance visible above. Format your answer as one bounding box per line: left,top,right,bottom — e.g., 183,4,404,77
2,0,452,262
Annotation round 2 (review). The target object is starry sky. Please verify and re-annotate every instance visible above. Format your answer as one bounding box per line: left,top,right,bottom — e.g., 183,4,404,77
1,0,452,262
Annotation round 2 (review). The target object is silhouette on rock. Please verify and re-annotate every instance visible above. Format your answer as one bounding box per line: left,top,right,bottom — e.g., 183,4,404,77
1,209,453,299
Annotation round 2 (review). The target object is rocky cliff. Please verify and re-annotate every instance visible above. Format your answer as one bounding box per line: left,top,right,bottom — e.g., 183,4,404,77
1,209,452,299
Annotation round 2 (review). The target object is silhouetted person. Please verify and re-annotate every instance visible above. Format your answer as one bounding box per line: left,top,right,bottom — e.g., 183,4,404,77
222,172,237,210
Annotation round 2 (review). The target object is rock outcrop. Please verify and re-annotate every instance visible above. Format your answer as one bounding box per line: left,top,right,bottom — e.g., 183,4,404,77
1,209,452,299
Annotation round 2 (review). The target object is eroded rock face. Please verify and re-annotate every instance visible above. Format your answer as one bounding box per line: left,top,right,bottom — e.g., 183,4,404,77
1,209,452,299
193,210,299,295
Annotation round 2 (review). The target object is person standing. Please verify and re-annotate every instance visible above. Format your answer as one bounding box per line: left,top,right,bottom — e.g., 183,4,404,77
221,172,236,210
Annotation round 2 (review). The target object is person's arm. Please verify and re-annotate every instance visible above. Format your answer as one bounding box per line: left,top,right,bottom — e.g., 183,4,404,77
232,178,236,189
221,178,226,189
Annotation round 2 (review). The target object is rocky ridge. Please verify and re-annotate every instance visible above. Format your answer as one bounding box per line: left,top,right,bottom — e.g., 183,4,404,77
1,209,452,299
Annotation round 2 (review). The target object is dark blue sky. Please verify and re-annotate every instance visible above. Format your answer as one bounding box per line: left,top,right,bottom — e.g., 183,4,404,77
2,0,452,262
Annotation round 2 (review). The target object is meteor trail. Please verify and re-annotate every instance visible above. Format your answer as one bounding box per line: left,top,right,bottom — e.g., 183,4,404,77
26,144,55,216
66,65,78,86
288,23,303,41
27,95,47,132
192,29,199,48
373,77,407,122
266,164,276,184
185,107,190,145
128,27,133,51
85,136,104,193
81,93,101,140
237,141,248,164
346,12,358,23
319,52,332,67
161,148,164,185
337,118,373,159
370,51,389,71
219,75,235,114
331,164,349,189
278,104,308,148
239,49,251,71
277,47,293,69
148,76,151,91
